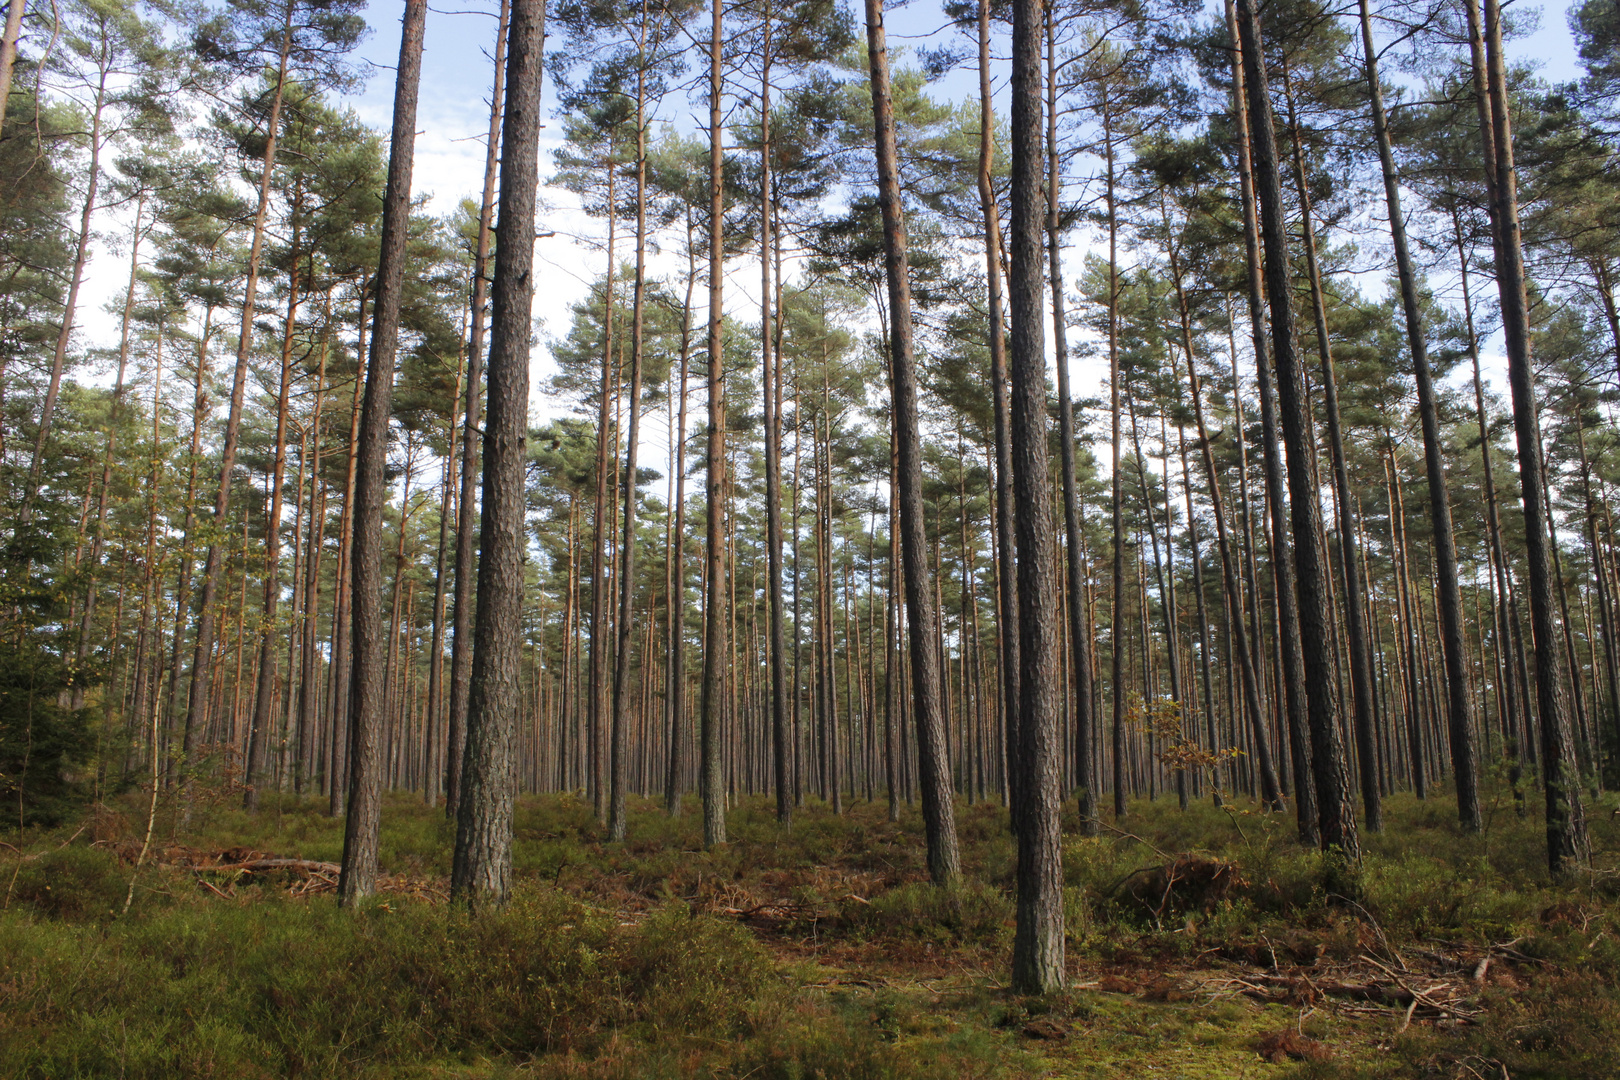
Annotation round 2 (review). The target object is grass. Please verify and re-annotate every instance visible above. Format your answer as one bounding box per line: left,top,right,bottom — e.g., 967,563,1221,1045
3,779,1619,1078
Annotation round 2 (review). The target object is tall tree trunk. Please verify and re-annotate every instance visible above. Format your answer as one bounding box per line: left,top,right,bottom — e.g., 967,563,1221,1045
665,223,695,816
1007,0,1062,994
700,0,728,848
1279,66,1381,832
977,0,1021,831
73,197,146,706
1465,0,1588,875
181,11,296,788
1356,4,1478,830
245,244,304,809
448,0,511,816
1455,210,1527,785
1105,96,1129,825
295,338,329,795
424,343,463,805
1234,0,1359,858
164,312,215,786
338,0,427,905
25,45,110,516
1225,0,1313,837
327,292,369,813
589,145,619,825
1046,7,1094,837
758,7,792,826
609,27,650,842
451,0,544,907
864,0,960,884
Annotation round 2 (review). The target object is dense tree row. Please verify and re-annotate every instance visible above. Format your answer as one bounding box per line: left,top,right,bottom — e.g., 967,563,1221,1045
5,0,1620,990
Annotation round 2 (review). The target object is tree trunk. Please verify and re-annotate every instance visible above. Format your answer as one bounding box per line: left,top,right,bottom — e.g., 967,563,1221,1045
1466,0,1589,875
1279,65,1381,832
758,8,792,826
448,0,511,816
700,0,728,848
1007,0,1062,994
424,343,463,805
1046,7,1094,837
72,197,146,707
609,30,651,841
976,0,1021,832
338,0,427,905
1225,0,1313,837
1356,3,1478,830
245,251,303,811
665,223,695,816
1234,0,1359,858
451,0,544,907
0,0,26,135
182,10,296,790
864,0,960,885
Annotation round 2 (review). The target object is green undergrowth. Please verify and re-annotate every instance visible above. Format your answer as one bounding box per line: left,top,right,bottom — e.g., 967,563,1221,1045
4,781,1619,1077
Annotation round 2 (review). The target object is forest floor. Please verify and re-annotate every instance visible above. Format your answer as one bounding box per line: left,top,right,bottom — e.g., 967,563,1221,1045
5,776,1620,1079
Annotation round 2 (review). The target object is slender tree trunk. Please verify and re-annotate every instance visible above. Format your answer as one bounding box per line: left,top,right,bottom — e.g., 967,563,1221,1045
1279,67,1381,832
1007,0,1062,994
1467,0,1588,874
327,297,368,812
1234,0,1358,858
1356,4,1478,829
296,340,329,795
700,0,728,848
424,341,463,806
865,0,960,884
665,225,694,816
451,0,544,907
609,29,651,841
25,48,110,516
338,0,426,904
758,10,792,826
72,197,146,706
1225,0,1313,837
448,0,511,815
976,0,1021,831
182,12,296,787
1046,8,1094,837
1105,98,1129,825
245,253,303,811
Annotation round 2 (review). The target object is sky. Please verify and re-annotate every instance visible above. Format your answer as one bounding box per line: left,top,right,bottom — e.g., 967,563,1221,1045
336,0,1585,422
68,0,1592,498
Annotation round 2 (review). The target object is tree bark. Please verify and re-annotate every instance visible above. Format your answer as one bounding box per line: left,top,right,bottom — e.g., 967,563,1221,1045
0,0,26,135
1046,5,1094,837
451,0,544,907
1279,64,1381,832
1234,0,1359,859
1007,0,1063,994
182,9,296,790
609,23,651,841
1225,0,1313,837
700,0,728,848
864,0,960,885
758,7,792,826
976,0,1022,832
1356,3,1478,830
1466,0,1588,874
338,0,426,905
448,0,511,816
244,253,303,811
